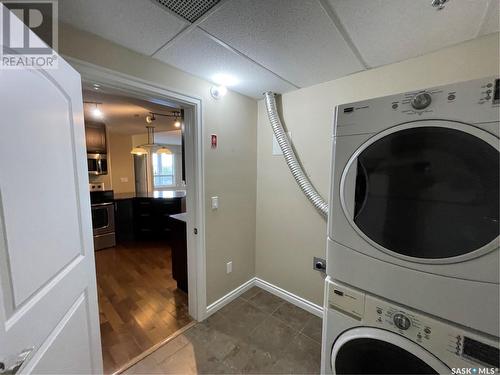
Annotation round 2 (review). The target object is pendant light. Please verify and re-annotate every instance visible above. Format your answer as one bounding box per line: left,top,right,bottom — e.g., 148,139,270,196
131,113,172,155
156,146,172,154
130,146,147,155
174,115,181,128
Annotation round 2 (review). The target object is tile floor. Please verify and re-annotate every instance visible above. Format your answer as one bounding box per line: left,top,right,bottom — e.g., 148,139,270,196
124,286,322,374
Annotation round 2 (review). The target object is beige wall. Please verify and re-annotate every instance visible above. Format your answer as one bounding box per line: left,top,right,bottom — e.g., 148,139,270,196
108,132,135,194
255,33,500,306
60,24,258,305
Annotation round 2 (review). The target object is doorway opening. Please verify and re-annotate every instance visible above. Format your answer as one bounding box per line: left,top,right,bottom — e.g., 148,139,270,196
76,68,205,374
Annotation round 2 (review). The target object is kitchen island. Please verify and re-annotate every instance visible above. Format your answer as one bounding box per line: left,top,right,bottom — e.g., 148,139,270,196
169,213,188,293
113,190,186,242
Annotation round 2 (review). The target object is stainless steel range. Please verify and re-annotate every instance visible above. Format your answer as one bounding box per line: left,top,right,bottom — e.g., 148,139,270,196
90,189,116,251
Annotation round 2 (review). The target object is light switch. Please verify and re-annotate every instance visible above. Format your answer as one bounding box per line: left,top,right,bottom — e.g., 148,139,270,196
120,177,129,183
211,196,219,210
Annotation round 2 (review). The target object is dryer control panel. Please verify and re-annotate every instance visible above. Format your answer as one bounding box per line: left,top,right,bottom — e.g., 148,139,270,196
328,281,500,371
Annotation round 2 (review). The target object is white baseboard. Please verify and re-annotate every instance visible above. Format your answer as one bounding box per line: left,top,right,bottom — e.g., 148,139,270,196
205,278,255,318
205,277,324,319
254,278,323,318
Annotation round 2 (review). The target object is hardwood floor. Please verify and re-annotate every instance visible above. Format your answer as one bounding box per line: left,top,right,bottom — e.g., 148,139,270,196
95,241,192,374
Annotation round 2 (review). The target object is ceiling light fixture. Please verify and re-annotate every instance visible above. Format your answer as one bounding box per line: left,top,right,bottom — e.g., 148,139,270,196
130,146,147,156
174,115,182,128
431,0,449,10
210,85,227,100
156,146,172,154
131,112,179,155
92,105,103,119
84,101,104,119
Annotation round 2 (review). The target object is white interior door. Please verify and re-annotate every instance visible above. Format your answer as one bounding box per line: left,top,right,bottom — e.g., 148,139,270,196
0,6,102,374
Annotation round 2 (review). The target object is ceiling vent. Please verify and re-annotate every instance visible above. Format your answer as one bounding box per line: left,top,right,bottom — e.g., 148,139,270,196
154,0,221,23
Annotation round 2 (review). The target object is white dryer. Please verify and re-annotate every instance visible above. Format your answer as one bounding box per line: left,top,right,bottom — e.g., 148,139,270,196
321,277,499,375
327,77,499,335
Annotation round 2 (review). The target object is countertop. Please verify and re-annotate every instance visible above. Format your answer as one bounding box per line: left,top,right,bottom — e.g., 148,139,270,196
169,213,187,223
114,190,186,200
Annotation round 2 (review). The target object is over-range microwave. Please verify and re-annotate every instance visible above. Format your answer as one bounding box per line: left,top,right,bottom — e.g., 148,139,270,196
87,153,108,175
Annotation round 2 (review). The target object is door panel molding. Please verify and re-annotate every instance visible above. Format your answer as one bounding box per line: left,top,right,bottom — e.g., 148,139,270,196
5,255,84,329
21,292,93,374
0,187,15,318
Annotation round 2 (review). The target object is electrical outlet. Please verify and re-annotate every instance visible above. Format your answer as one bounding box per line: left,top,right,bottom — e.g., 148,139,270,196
226,261,232,274
120,177,129,183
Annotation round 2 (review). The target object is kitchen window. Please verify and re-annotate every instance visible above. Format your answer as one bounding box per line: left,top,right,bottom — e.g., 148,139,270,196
152,151,175,187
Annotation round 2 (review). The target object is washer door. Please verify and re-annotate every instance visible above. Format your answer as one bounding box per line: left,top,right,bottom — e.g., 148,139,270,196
341,120,499,263
331,327,450,375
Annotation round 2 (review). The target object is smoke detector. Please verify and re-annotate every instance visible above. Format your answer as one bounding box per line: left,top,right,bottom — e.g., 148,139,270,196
431,0,449,10
154,0,221,23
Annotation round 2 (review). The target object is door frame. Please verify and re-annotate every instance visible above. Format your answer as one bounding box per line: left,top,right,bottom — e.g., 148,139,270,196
65,57,207,321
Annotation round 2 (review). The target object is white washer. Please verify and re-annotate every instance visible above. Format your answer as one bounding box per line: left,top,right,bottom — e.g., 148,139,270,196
321,277,499,375
327,77,499,335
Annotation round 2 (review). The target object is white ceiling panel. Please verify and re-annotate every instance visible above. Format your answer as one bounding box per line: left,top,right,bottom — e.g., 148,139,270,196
199,0,364,87
153,28,296,98
328,0,494,67
479,0,500,36
59,0,188,56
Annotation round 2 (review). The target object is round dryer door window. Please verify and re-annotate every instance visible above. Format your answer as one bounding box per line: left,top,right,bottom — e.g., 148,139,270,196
331,328,449,374
342,121,499,261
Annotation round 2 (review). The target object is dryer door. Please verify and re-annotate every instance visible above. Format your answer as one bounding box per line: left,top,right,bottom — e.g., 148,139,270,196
331,327,450,374
341,120,499,263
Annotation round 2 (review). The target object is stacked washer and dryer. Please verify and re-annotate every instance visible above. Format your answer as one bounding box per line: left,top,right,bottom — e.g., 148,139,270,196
322,77,500,374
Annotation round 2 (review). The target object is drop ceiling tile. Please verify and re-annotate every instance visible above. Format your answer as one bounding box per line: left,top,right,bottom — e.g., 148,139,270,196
59,0,188,56
479,0,500,36
327,0,492,67
199,0,364,88
153,28,296,98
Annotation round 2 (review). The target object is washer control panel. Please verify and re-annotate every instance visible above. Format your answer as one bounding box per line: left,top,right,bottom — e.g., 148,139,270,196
328,280,499,371
364,293,499,370
393,313,412,330
410,92,432,110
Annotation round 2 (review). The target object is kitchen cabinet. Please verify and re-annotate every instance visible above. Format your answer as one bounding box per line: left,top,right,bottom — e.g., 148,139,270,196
114,199,134,242
169,215,188,293
85,121,107,153
133,197,183,240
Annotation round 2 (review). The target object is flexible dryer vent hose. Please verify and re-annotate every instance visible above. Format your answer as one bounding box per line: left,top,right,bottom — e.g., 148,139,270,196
263,92,329,219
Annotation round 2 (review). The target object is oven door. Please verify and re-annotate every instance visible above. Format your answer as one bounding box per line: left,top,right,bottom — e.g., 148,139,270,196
91,202,115,235
340,120,499,264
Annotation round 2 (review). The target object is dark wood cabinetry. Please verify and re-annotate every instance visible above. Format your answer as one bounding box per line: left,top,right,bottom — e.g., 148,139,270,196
169,218,188,293
114,197,183,241
114,199,134,242
85,121,107,153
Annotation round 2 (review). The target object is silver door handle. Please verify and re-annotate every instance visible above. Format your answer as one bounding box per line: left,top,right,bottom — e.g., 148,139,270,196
0,348,33,375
